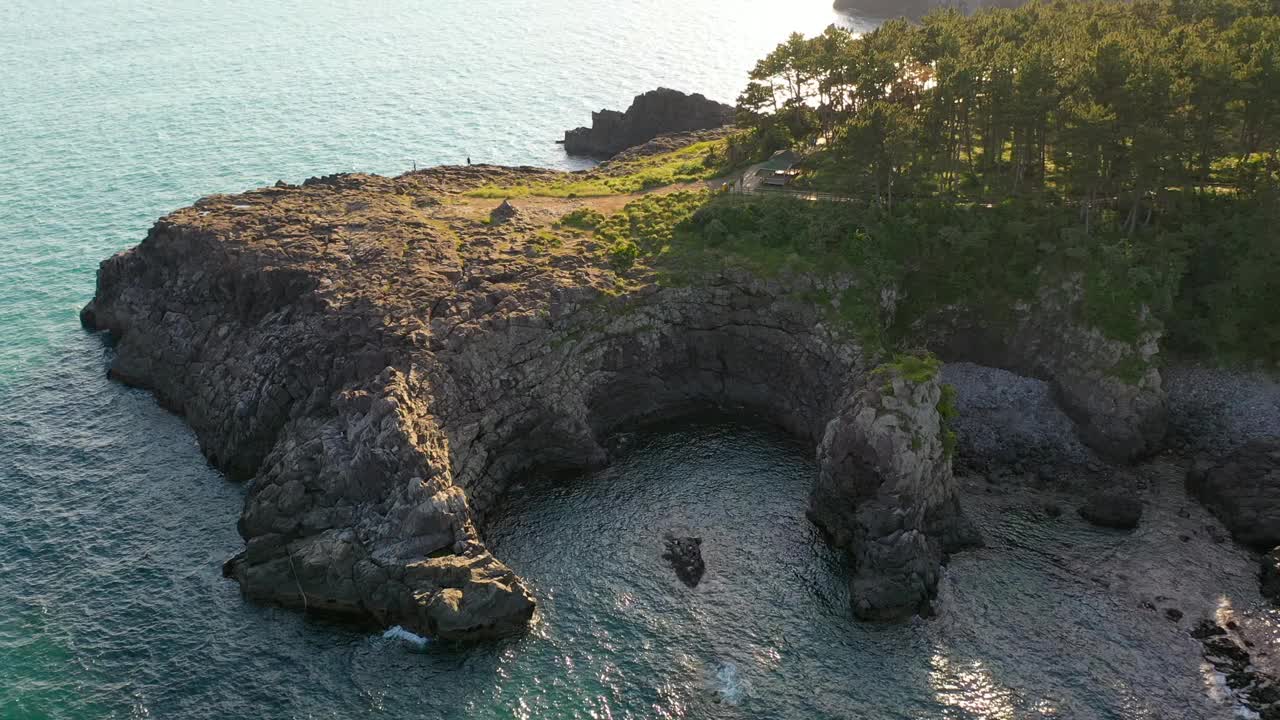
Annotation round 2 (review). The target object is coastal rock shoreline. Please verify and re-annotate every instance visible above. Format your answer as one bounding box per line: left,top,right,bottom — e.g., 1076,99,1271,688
82,154,1171,641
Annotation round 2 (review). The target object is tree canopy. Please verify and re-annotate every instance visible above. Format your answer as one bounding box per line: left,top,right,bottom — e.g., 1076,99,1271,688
738,0,1280,226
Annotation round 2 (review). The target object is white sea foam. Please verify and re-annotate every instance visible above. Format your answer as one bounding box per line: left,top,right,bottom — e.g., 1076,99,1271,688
1207,669,1260,720
382,625,428,649
711,662,750,706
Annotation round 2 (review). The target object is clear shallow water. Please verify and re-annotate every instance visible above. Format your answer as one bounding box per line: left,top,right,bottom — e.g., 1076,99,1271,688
0,2,1229,718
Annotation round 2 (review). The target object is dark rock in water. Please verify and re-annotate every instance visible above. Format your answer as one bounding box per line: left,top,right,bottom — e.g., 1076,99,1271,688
1187,439,1280,549
1228,670,1255,689
1043,502,1063,519
662,534,705,587
1261,547,1280,603
1205,636,1252,665
562,88,735,158
1251,681,1280,706
1078,493,1143,529
490,199,519,224
1187,619,1280,718
1192,620,1228,639
1165,607,1183,622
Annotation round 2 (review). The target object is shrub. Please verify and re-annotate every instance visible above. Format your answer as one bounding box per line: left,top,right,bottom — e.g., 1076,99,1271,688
558,208,605,230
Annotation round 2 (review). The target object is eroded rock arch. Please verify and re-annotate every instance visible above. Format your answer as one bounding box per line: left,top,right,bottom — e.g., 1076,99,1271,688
82,179,1166,640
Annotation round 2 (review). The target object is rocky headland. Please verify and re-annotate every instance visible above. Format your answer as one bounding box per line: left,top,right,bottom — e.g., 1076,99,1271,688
81,134,1276,677
561,88,735,158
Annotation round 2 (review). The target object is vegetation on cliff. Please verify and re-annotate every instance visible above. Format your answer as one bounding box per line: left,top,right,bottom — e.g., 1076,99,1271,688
739,0,1278,209
466,139,735,198
588,0,1279,366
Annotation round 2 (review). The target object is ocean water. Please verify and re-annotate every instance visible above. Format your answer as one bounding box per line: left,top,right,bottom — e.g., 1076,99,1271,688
0,2,1237,718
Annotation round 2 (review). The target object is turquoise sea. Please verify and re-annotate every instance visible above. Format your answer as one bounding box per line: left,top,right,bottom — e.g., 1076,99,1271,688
0,2,1233,718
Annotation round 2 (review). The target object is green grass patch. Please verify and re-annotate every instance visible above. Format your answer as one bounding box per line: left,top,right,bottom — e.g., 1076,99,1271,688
558,207,605,230
873,353,942,384
1108,353,1151,385
466,139,734,199
937,383,958,421
594,191,712,271
578,180,1273,365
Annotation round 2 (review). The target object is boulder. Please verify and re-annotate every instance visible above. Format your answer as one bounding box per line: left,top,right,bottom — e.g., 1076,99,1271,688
490,199,518,224
1078,492,1143,530
562,88,735,158
1186,439,1280,549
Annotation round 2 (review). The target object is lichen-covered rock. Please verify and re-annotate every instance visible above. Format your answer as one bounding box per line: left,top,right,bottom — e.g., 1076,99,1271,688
1187,439,1280,549
809,356,980,620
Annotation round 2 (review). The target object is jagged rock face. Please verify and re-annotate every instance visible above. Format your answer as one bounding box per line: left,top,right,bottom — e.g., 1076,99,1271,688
562,88,735,158
1187,439,1280,549
809,365,980,620
80,167,1166,641
928,279,1167,463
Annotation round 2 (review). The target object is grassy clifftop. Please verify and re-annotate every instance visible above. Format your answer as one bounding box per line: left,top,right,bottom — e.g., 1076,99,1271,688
542,0,1280,369
562,186,1275,371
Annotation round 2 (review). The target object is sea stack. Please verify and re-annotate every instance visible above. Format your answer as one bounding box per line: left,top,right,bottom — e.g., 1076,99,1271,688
561,87,735,158
809,356,981,619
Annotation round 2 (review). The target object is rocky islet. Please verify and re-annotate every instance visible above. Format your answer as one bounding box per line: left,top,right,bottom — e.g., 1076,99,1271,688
561,88,735,158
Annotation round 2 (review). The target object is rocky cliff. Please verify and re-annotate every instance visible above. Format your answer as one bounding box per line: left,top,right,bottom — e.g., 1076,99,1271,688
562,88,735,158
810,357,981,619
81,161,1167,641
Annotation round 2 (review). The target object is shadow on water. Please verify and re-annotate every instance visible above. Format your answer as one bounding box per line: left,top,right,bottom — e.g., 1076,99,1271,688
481,412,949,718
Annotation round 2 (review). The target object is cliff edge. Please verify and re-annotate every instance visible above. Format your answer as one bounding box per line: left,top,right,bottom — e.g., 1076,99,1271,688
81,151,1166,641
